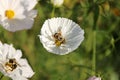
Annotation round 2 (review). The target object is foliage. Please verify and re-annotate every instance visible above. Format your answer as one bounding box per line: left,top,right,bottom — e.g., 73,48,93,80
0,0,120,80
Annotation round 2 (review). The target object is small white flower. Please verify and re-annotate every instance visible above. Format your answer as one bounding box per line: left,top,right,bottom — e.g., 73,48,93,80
0,0,37,32
39,17,84,55
0,41,34,80
87,76,101,80
51,0,64,7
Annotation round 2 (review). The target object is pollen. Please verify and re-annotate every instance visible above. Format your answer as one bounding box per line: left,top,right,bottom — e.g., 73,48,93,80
53,32,65,47
5,10,15,19
4,59,18,72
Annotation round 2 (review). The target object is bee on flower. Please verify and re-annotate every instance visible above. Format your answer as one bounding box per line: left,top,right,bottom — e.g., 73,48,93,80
0,0,37,32
0,41,34,80
51,0,64,7
39,17,84,55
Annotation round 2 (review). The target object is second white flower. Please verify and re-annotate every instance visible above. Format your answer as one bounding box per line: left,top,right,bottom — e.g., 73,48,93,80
39,17,84,55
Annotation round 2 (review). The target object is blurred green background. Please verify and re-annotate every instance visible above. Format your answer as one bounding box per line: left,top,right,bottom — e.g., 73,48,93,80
0,0,120,80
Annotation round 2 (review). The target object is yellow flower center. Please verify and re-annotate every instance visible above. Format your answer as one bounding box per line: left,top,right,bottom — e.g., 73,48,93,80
4,59,18,72
53,32,65,47
5,10,15,19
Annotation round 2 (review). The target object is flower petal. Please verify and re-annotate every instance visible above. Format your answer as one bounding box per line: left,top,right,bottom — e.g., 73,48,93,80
11,75,28,80
21,0,37,11
18,59,34,78
1,17,34,32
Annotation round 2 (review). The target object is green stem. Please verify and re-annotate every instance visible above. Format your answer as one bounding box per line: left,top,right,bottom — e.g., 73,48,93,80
0,74,4,80
51,6,56,18
92,30,96,75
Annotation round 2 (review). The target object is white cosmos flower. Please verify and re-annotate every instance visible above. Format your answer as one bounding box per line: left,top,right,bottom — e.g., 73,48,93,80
51,0,64,7
87,76,101,80
39,17,84,55
0,41,34,80
0,0,37,32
